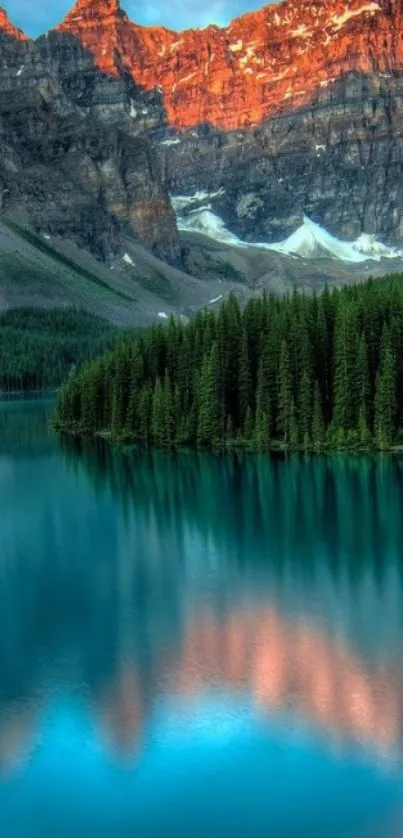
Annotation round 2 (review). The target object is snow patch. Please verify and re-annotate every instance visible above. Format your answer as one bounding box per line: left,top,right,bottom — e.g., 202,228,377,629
263,217,403,263
123,253,135,266
209,294,223,304
178,72,196,85
239,46,259,68
171,189,225,212
229,40,243,52
158,312,169,319
330,3,380,30
16,65,24,77
174,201,403,264
177,209,244,247
290,25,311,38
160,138,181,146
352,233,400,258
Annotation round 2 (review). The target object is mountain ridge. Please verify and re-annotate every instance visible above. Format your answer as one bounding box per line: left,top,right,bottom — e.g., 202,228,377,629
0,0,403,315
3,0,403,130
56,0,403,131
0,6,26,40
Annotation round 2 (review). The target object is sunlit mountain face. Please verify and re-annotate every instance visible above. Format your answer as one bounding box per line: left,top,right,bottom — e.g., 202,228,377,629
51,0,403,131
1,0,403,260
4,0,283,36
1,400,403,836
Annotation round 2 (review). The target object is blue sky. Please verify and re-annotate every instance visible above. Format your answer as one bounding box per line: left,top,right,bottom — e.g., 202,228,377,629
4,1,281,36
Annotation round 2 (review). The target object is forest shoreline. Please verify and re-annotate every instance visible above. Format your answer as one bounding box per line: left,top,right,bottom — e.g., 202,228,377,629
53,281,403,453
53,422,403,457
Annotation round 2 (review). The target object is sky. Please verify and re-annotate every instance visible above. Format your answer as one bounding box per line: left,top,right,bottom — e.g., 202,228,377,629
3,0,280,37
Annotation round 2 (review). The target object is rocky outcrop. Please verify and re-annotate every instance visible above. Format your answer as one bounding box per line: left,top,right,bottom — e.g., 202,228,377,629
55,0,403,245
158,70,403,243
58,0,403,131
0,6,26,41
0,19,178,262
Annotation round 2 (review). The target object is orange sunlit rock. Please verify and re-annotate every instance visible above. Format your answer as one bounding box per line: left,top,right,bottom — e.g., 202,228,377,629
58,0,403,131
0,6,27,40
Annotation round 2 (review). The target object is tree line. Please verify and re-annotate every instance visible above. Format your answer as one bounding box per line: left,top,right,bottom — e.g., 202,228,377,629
0,307,124,392
54,277,403,451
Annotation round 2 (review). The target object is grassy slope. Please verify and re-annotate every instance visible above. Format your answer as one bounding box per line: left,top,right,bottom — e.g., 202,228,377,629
0,219,141,324
0,219,248,325
3,216,401,328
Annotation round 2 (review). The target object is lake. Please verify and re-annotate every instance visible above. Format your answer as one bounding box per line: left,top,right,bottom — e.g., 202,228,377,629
1,396,403,837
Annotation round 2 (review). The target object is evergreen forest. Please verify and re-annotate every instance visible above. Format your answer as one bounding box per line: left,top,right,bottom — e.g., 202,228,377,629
54,278,403,452
0,307,121,392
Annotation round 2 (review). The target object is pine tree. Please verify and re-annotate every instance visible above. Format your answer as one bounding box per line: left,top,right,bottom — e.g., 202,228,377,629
356,332,370,434
137,385,151,444
244,405,254,442
151,377,165,447
197,342,221,447
374,327,396,449
80,362,103,434
332,301,359,434
298,368,312,446
255,409,269,450
239,328,252,431
289,399,299,448
358,405,371,447
311,380,325,449
126,348,143,432
163,368,175,446
111,347,131,437
278,340,293,444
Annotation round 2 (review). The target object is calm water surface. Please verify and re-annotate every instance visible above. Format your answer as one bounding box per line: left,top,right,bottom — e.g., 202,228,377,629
1,396,403,837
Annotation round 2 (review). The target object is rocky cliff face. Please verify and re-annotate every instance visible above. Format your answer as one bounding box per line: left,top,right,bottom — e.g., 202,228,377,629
0,7,26,40
1,0,403,256
56,0,403,245
0,7,178,262
158,70,403,243
58,0,403,131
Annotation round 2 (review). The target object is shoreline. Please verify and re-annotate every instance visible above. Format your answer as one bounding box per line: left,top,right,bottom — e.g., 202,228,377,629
0,388,58,398
52,423,403,457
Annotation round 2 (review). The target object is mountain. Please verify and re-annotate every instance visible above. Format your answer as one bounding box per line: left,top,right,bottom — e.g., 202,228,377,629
0,0,403,322
58,0,403,247
0,5,178,265
58,0,402,131
0,215,259,324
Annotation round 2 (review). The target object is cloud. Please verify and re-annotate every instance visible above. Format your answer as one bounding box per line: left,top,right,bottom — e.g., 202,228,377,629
4,0,279,36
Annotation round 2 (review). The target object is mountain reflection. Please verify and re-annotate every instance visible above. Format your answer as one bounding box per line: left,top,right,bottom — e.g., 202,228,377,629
1,601,402,773
168,608,401,758
1,428,403,779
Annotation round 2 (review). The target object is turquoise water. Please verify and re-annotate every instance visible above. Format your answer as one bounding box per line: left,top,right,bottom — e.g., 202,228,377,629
1,396,403,837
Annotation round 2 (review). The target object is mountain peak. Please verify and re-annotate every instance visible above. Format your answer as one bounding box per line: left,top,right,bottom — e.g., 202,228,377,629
58,0,129,76
0,6,27,39
60,0,127,26
57,0,403,131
